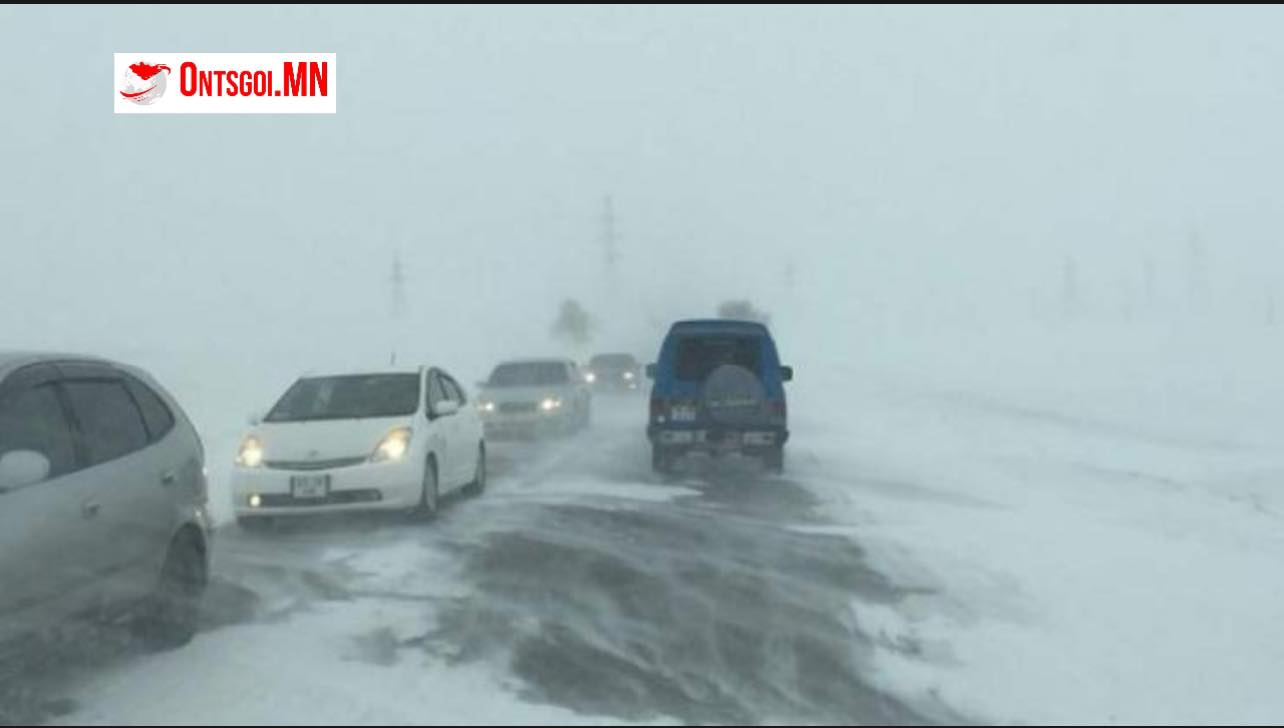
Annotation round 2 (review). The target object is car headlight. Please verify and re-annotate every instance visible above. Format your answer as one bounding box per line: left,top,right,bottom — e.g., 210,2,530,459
371,427,413,462
540,397,562,411
585,372,597,383
479,400,496,413
623,371,635,380
236,436,264,468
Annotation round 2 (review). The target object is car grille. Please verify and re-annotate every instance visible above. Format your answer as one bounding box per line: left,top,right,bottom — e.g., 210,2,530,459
264,456,367,471
259,489,383,507
497,402,539,414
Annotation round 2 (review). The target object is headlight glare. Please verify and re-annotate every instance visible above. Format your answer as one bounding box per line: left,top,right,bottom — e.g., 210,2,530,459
236,436,264,468
372,427,413,462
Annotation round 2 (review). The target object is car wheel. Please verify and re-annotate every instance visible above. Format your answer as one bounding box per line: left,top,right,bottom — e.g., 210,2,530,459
651,444,676,475
414,457,439,520
763,446,785,474
463,443,486,496
136,530,206,651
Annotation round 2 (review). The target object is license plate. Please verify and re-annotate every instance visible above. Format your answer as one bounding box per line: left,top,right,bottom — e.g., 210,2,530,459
716,432,742,450
671,405,697,422
290,474,330,499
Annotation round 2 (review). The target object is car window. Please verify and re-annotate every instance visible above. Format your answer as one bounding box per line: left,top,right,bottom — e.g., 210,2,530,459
125,375,175,442
427,372,448,410
0,383,78,479
591,354,636,369
487,362,571,387
62,380,150,465
441,374,465,404
674,336,762,382
266,374,421,422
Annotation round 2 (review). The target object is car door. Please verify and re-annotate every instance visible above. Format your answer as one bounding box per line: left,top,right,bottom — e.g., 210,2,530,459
439,372,474,486
58,368,170,602
0,365,95,626
423,370,455,489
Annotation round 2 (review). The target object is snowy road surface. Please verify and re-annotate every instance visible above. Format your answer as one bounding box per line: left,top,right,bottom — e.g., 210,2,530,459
4,358,1284,725
0,396,942,726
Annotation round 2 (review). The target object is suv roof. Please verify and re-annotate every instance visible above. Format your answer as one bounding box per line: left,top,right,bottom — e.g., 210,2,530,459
669,319,771,335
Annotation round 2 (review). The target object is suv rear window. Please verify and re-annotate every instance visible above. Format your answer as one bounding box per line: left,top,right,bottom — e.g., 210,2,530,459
674,336,761,382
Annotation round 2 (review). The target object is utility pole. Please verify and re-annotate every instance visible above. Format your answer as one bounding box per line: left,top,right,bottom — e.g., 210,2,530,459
389,250,407,365
391,250,407,320
1187,227,1208,315
601,195,619,273
1061,256,1080,317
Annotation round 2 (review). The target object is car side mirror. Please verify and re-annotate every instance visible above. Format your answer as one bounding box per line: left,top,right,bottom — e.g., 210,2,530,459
645,364,657,379
780,366,794,382
0,450,51,491
433,400,460,418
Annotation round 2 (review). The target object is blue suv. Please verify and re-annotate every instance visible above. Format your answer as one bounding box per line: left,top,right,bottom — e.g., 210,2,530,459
645,319,793,474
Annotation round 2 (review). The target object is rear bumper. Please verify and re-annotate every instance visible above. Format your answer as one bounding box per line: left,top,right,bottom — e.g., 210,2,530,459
647,423,788,452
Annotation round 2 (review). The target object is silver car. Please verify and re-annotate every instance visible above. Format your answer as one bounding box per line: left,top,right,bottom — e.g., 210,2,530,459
476,358,592,438
0,352,212,649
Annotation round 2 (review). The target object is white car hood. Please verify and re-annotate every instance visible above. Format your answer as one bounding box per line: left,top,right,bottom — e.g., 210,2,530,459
252,416,413,462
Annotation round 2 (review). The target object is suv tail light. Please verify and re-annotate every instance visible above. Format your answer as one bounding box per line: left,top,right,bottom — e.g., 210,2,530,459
650,397,668,422
770,399,787,422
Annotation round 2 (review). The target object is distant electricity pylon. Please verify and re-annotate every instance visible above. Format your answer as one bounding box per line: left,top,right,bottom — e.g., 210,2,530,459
389,251,407,366
390,250,407,320
601,195,619,273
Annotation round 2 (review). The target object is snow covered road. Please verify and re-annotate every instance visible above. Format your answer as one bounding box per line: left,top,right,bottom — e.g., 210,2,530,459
5,348,1284,725
3,396,941,725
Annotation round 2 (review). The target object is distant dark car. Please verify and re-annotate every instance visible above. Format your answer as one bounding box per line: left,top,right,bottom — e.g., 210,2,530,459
585,353,642,392
645,320,792,474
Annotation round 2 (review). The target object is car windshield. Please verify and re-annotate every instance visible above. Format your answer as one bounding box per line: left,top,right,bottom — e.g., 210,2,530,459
264,374,420,422
590,354,636,369
487,362,569,387
674,336,761,381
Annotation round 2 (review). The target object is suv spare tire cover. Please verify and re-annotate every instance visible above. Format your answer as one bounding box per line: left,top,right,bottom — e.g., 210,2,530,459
700,364,769,426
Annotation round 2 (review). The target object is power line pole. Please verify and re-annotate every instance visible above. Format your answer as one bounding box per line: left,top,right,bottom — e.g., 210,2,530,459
389,250,407,365
391,250,407,320
601,195,619,273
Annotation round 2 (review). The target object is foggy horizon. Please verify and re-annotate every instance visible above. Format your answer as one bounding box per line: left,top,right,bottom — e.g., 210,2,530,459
3,6,1283,726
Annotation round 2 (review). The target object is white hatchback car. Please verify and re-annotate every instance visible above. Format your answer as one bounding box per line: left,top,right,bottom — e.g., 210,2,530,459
232,366,485,527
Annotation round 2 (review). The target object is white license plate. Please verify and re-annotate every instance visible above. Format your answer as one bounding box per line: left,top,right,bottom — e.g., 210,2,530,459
290,474,330,499
671,405,697,422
